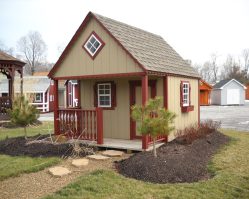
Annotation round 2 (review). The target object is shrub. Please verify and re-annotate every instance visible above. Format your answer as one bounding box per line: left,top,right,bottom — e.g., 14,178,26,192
175,120,221,144
8,96,39,139
132,97,176,157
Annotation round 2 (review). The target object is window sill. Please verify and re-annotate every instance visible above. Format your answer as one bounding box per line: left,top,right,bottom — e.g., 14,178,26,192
181,105,194,113
98,107,115,110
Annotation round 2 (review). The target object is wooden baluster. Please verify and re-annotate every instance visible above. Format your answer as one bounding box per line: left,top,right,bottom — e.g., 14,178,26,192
90,111,93,140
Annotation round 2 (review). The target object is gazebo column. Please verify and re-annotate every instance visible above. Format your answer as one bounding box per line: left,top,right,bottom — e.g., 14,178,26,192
54,79,59,135
142,74,149,150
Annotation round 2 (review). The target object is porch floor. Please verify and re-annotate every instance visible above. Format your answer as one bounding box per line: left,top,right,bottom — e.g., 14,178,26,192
82,138,165,151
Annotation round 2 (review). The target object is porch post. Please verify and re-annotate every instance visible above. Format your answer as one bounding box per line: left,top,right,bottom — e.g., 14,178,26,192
163,75,168,143
142,74,149,150
96,107,103,144
54,79,59,135
20,70,23,97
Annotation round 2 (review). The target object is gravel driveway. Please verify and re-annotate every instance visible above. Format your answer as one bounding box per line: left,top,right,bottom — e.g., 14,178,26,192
201,103,249,131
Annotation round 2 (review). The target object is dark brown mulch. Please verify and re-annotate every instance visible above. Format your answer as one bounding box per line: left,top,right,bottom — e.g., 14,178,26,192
117,131,229,184
0,135,94,158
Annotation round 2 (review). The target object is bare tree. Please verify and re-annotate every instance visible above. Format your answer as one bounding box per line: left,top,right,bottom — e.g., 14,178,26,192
210,53,219,82
242,48,249,72
0,40,15,55
221,54,247,83
17,31,47,75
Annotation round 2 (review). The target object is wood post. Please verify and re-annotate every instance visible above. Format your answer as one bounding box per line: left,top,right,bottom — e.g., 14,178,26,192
142,75,149,150
54,79,59,135
163,76,169,143
198,80,200,126
163,76,168,109
20,70,23,97
96,107,103,144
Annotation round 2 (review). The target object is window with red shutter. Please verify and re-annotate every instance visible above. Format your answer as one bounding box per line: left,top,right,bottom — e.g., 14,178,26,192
93,81,116,109
180,81,194,113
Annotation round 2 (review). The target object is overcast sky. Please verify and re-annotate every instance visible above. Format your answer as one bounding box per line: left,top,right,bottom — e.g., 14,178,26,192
1,0,249,65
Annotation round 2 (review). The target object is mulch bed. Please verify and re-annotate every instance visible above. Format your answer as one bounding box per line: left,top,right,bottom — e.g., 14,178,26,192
116,131,230,184
0,135,94,158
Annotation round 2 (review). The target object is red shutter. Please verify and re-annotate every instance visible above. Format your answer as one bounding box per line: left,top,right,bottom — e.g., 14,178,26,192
189,83,191,106
93,83,98,107
111,82,116,108
180,81,183,107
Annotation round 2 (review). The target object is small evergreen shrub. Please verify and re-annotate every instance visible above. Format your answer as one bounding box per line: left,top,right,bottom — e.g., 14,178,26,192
8,96,39,139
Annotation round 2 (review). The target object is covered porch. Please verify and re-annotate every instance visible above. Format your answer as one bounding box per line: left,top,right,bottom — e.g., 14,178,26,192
0,51,25,120
52,73,169,150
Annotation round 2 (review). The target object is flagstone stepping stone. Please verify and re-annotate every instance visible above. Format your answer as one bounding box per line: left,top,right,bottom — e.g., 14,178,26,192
102,150,124,157
87,154,110,160
72,158,89,167
48,166,71,177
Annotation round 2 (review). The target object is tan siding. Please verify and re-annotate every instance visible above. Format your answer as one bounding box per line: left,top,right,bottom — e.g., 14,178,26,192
80,78,130,139
53,18,142,78
167,76,199,141
80,76,198,141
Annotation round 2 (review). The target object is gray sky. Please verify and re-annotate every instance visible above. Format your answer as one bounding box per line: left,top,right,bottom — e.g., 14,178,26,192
1,0,249,65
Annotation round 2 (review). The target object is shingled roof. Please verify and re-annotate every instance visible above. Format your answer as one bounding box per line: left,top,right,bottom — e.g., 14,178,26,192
0,51,25,65
94,13,199,78
49,12,200,78
213,79,246,89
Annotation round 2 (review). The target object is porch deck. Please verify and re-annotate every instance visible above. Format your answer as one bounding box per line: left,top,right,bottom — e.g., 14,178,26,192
79,138,165,152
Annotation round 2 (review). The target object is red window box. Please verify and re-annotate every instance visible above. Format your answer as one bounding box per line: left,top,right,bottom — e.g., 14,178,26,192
181,105,194,113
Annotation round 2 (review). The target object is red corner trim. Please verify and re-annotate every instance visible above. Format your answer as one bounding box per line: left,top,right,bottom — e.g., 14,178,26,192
198,80,200,126
82,31,105,60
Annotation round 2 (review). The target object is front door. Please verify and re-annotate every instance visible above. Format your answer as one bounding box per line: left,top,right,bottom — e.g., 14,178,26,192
129,80,156,139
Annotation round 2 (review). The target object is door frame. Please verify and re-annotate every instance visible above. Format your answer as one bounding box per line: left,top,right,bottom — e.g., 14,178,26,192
129,80,157,140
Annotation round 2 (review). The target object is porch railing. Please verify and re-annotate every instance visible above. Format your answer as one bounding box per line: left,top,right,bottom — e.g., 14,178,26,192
0,96,12,119
58,108,103,144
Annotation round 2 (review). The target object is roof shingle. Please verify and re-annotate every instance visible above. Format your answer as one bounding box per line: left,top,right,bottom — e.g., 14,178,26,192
94,13,200,78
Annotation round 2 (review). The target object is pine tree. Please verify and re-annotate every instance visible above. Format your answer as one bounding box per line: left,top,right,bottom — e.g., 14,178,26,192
131,97,176,157
8,96,39,139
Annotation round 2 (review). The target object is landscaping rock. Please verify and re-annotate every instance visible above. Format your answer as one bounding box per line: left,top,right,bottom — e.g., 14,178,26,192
102,150,124,157
48,166,71,177
88,154,110,160
72,158,89,167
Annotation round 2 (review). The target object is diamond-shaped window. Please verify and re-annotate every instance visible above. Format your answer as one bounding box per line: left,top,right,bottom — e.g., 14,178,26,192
83,32,104,59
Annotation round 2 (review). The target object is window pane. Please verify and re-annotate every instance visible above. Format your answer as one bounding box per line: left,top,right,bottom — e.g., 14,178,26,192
87,42,92,49
90,46,96,53
99,89,104,94
99,85,104,89
94,41,100,48
105,89,110,94
90,37,96,44
105,85,110,89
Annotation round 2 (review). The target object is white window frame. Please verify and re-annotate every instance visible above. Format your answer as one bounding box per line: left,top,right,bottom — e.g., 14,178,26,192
97,83,111,108
84,34,102,57
182,82,190,107
35,93,42,102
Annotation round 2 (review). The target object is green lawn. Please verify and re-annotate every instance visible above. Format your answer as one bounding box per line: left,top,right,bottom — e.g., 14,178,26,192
0,122,60,181
45,130,249,199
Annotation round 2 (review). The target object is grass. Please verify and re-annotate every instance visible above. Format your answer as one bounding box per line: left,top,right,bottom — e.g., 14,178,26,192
0,122,60,181
0,121,54,140
45,130,249,199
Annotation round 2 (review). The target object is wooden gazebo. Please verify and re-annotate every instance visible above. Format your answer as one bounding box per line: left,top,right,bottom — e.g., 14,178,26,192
0,51,25,120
